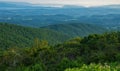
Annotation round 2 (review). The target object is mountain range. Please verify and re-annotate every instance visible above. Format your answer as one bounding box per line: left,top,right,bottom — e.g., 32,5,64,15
0,1,120,30
0,23,107,49
0,1,120,48
0,1,120,8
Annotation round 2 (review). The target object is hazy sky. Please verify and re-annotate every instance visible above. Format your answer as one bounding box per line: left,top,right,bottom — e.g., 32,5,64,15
1,0,120,7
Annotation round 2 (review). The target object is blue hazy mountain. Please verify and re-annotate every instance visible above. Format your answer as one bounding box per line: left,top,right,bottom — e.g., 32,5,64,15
62,5,85,8
0,1,120,30
92,4,120,9
0,1,33,8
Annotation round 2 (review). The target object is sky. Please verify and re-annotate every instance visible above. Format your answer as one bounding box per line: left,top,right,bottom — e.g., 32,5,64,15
1,0,120,7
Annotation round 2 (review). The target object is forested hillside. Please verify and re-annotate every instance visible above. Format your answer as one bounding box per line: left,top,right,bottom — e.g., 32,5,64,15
42,23,107,37
0,23,70,49
0,23,107,49
0,32,120,71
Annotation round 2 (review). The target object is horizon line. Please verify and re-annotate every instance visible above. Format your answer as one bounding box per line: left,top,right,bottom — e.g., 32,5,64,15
0,1,120,8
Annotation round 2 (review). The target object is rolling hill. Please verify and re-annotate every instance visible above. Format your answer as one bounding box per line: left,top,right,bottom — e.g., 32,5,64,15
0,23,70,49
42,23,107,37
0,1,120,29
77,14,120,30
0,23,107,49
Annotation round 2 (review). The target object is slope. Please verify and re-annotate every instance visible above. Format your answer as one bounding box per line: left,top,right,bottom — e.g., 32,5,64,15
0,23,70,49
42,23,107,37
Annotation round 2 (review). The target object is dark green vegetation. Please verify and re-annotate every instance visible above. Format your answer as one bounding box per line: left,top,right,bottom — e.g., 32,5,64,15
42,23,107,37
0,23,107,49
0,2,120,71
0,27,120,71
0,2,120,70
0,23,70,49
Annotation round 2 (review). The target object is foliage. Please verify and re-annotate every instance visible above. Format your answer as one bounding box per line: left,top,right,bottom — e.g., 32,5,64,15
0,23,70,49
65,63,120,71
0,24,120,71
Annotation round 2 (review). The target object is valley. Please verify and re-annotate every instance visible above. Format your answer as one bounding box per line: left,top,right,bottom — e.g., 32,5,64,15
0,1,120,71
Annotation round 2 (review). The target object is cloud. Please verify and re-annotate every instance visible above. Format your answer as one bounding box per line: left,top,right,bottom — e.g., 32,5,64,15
1,0,120,6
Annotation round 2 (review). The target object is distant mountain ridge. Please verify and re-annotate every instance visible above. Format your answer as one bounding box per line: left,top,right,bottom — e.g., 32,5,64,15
0,1,120,8
0,1,32,8
0,1,63,8
62,5,85,8
0,1,120,31
93,4,120,9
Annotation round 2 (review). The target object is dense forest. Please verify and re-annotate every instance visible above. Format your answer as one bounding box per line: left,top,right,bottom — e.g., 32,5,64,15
0,23,106,49
0,23,71,49
0,24,120,71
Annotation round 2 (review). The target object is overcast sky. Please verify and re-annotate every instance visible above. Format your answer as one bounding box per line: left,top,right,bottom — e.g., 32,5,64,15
1,0,120,7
